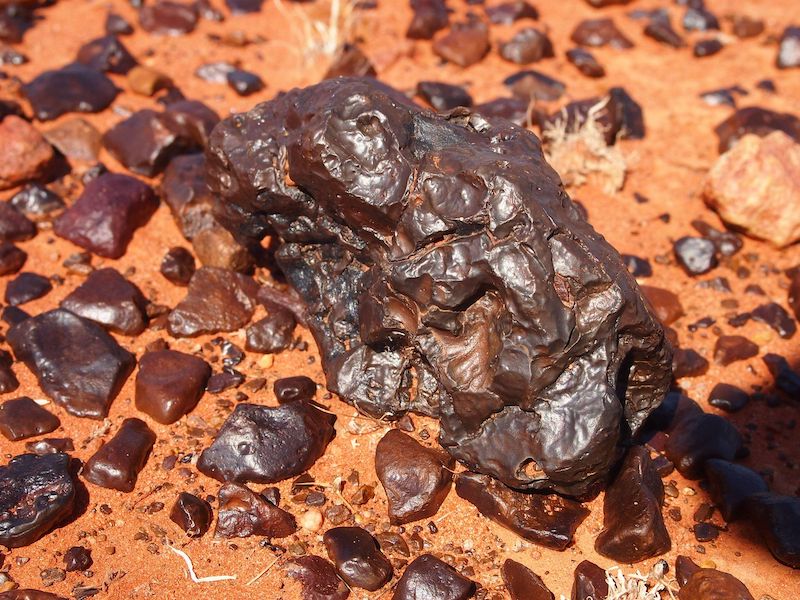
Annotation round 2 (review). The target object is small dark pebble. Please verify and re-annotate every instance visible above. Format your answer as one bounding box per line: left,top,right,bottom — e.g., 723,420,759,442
693,522,719,543
416,81,473,111
206,369,244,394
0,241,27,276
323,526,393,591
274,376,316,404
76,35,136,74
622,254,652,278
644,14,686,48
10,185,64,221
60,268,148,335
226,69,264,96
714,335,758,365
486,1,538,25
160,247,196,286
170,491,212,537
5,272,52,306
139,1,198,35
393,554,475,600
731,14,764,39
499,27,554,65
694,38,722,57
24,438,74,455
406,0,448,40
571,18,633,49
64,546,92,572
135,350,211,424
707,383,749,413
22,64,119,122
566,48,605,78
751,302,796,339
762,353,800,397
502,559,553,600
432,19,490,68
245,308,296,354
106,13,134,35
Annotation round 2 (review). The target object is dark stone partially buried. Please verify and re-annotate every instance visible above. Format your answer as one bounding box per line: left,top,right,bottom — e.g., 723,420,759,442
0,453,77,548
286,555,349,600
0,397,60,441
455,472,588,550
502,559,554,600
393,554,475,600
197,401,335,484
744,493,800,568
7,309,136,419
22,64,118,122
82,418,155,492
170,491,212,537
206,78,672,496
323,526,393,591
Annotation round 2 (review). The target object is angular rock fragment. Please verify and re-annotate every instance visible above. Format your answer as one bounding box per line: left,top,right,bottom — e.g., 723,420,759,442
644,14,685,48
456,472,588,550
0,453,76,548
10,185,65,222
433,19,490,67
191,225,252,271
160,247,196,286
323,526,393,591
161,153,217,239
245,309,296,354
106,12,133,35
704,459,767,522
504,69,565,102
744,493,800,568
168,267,259,337
135,350,210,424
673,237,717,276
571,18,633,49
162,100,219,147
751,302,796,339
595,446,670,563
206,78,672,496
714,107,800,153
8,309,136,419
487,2,538,25
139,1,198,35
665,412,742,479
474,97,529,126
75,35,136,74
226,69,264,96
406,0,447,40
43,119,102,163
499,28,554,64
0,203,36,243
704,131,800,247
502,559,553,600
566,48,605,78
128,65,171,96
375,430,453,525
694,38,722,58
0,116,54,190
324,44,376,80
678,568,754,600
197,402,335,483
572,560,608,600
82,418,155,492
22,64,118,121
170,491,212,537
5,272,52,306
61,268,148,335
762,353,800,397
416,81,473,112
0,242,26,276
640,286,683,326
394,554,475,600
24,438,74,456
286,555,349,600
713,335,758,365
53,173,158,258
215,482,296,538
0,397,59,441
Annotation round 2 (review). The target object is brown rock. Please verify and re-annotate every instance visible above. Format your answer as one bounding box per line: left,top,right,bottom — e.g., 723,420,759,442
704,132,800,247
572,560,608,600
191,225,252,272
214,482,297,538
44,119,102,162
433,19,490,67
713,335,758,365
393,554,475,600
0,116,54,190
135,350,211,424
678,568,754,600
502,559,553,600
127,65,172,96
641,286,684,325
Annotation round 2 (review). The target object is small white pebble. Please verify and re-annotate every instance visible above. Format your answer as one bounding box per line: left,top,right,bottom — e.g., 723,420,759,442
682,487,696,496
462,539,474,552
299,509,323,532
33,398,50,406
258,354,274,369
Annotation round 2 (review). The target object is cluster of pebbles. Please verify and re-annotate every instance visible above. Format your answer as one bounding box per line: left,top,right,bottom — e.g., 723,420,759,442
0,0,799,599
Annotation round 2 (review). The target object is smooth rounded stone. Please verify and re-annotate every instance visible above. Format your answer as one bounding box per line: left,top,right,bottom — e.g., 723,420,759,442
286,555,349,600
416,81,473,112
713,335,758,366
8,309,135,419
694,38,722,58
226,69,264,96
707,383,749,413
75,35,136,74
474,97,529,127
406,0,448,40
595,446,671,563
1,305,31,327
393,554,475,600
106,12,134,35
0,590,68,600
375,430,453,525
104,109,198,177
167,267,259,337
665,412,743,479
0,453,76,548
127,66,171,97
571,560,608,600
160,246,195,286
191,225,252,271
499,27,554,64
705,132,800,248
5,272,52,306
640,285,684,325
502,559,553,600
0,116,54,190
751,302,796,339
713,107,800,154
763,353,800,396
678,568,754,600
571,18,633,49
693,521,719,542
683,6,719,31
566,48,605,78
0,202,36,243
22,64,118,121
206,77,671,497
215,482,297,538
82,418,155,492
731,14,763,38
53,173,158,259
10,185,65,221
0,242,27,276
274,376,316,404
60,268,148,335
135,350,210,424
197,401,335,484
0,397,60,441
675,555,701,587
744,492,800,568
690,219,742,257
704,459,766,522
777,26,800,69
503,69,565,102
161,153,217,239
25,438,74,456
323,526,393,591
169,491,212,537
324,44,376,79
245,309,296,354
43,119,102,163
433,19,490,67
162,100,220,148
139,1,198,35
673,237,717,275
63,546,92,572
455,472,588,550
486,1,538,25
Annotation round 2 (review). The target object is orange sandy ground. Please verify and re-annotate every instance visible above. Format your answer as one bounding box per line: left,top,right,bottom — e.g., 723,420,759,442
1,0,799,598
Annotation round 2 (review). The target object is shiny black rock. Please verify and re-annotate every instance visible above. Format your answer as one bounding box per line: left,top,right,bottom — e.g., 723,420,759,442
393,554,475,600
0,453,77,548
206,77,672,496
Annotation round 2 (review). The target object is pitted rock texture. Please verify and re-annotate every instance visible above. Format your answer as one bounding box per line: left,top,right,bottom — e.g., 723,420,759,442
206,77,672,495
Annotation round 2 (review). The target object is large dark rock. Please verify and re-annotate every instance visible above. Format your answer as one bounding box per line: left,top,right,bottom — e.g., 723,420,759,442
135,350,210,424
502,559,554,600
60,268,148,335
393,554,475,600
0,397,60,441
455,472,588,550
323,526,393,591
206,77,672,496
678,568,754,600
197,402,336,483
8,309,136,419
0,453,77,548
744,493,800,568
22,64,119,121
82,418,155,493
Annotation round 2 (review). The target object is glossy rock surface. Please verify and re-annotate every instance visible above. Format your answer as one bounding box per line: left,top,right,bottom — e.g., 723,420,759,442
286,555,349,600
215,482,297,538
135,350,210,424
0,396,60,441
82,418,155,492
502,559,554,600
206,77,672,496
60,268,148,335
393,554,474,600
323,526,393,591
170,491,212,538
22,64,118,121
